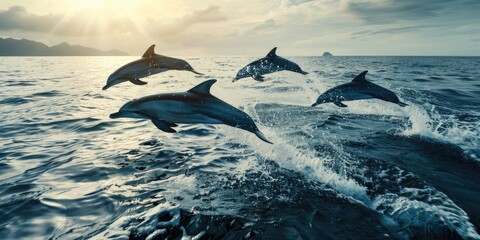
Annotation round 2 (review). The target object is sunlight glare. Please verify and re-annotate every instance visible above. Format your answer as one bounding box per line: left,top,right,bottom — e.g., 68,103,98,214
78,0,102,8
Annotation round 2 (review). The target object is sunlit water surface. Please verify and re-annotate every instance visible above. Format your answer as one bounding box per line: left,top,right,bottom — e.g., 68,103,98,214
0,56,479,239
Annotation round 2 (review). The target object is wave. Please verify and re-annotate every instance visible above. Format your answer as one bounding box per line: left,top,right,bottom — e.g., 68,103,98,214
1,56,479,239
239,98,479,238
402,104,480,161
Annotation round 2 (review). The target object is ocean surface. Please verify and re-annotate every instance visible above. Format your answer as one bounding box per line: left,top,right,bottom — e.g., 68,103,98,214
0,56,479,240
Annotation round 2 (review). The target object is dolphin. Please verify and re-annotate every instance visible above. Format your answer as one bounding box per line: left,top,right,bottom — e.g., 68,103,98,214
233,47,308,82
110,79,273,144
102,45,203,90
311,71,408,107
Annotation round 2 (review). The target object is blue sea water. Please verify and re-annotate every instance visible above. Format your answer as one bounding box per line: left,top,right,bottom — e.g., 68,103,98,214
0,56,479,239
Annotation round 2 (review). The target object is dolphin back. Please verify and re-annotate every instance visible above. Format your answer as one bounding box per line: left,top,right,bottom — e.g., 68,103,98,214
233,47,308,81
312,71,409,107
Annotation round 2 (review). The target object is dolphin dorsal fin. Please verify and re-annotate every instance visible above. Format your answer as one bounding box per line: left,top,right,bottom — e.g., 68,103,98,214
352,71,368,83
142,44,156,58
188,79,217,95
266,47,277,58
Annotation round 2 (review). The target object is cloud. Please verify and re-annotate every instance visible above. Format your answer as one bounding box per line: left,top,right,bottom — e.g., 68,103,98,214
0,5,61,32
171,1,345,55
1,1,479,56
350,24,443,39
0,4,224,39
0,4,228,54
147,5,226,41
343,0,480,24
248,19,278,34
56,11,136,36
0,5,137,36
282,0,315,6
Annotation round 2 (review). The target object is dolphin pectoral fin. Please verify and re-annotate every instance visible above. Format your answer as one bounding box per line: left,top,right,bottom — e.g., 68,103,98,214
130,78,148,85
334,101,348,107
151,119,177,133
167,122,178,127
252,75,265,82
254,130,273,144
131,111,175,131
397,101,408,107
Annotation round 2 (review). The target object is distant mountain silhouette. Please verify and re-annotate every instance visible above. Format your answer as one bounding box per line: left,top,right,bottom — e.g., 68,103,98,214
0,38,128,56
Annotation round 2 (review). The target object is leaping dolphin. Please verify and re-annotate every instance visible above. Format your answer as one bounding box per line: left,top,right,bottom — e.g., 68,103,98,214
233,47,308,82
102,45,203,90
311,71,408,107
110,79,273,144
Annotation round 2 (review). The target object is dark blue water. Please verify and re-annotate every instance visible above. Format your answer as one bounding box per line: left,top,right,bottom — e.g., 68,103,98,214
0,56,479,239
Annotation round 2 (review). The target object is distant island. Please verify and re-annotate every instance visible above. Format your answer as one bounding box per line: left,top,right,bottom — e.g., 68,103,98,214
323,52,333,57
0,38,128,56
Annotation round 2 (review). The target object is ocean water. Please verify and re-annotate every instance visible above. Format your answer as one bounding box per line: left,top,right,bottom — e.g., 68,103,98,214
0,56,479,240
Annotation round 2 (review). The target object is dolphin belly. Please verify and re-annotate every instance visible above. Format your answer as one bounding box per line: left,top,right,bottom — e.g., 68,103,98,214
149,68,168,76
170,113,223,124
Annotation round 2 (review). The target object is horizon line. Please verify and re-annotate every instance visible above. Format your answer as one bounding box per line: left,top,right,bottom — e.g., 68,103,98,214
1,55,479,57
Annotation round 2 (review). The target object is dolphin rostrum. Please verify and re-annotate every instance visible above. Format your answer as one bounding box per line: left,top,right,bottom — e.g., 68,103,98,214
110,79,273,144
311,71,408,107
102,45,203,90
233,47,308,82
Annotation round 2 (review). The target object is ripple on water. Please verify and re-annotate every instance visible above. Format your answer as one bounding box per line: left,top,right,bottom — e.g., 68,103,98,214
30,90,65,98
1,56,479,239
0,97,31,105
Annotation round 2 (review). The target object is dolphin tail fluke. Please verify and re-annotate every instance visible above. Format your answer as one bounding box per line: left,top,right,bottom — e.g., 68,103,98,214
398,101,408,107
254,129,273,144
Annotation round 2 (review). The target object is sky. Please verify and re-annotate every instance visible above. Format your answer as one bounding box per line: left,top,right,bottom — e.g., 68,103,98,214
0,0,479,56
